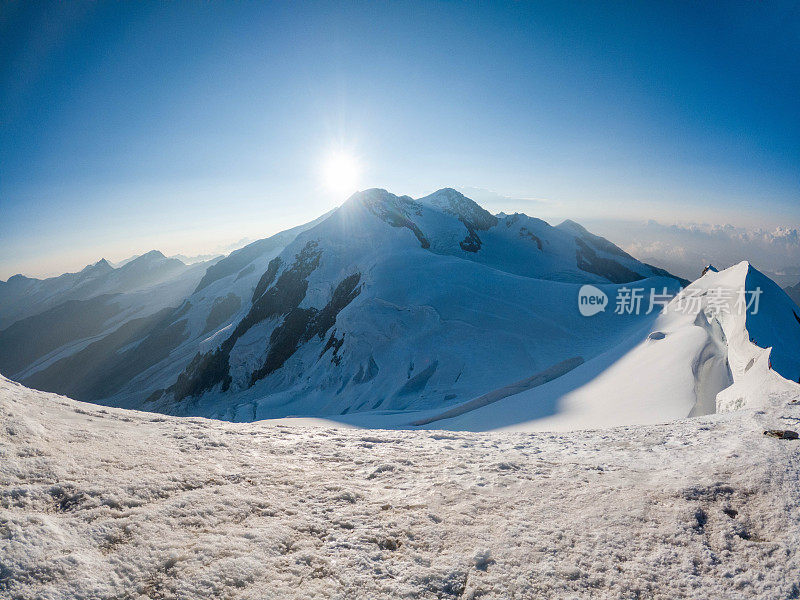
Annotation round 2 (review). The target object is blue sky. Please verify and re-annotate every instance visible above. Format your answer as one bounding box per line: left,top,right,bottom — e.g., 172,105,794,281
1,1,798,279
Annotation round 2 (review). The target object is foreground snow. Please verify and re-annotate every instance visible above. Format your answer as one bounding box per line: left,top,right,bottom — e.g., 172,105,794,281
2,376,799,599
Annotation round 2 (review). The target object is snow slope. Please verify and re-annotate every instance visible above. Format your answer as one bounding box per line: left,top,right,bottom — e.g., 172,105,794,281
1,375,799,599
387,261,800,432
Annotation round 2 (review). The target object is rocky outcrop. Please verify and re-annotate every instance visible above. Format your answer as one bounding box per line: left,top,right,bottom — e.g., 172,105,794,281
163,242,362,402
202,293,242,335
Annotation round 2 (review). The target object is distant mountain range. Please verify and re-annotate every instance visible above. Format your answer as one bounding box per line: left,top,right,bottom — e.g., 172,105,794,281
0,250,202,327
2,188,799,430
112,251,236,269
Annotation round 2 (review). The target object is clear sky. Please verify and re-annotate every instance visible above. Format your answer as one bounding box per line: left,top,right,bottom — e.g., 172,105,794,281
1,1,798,279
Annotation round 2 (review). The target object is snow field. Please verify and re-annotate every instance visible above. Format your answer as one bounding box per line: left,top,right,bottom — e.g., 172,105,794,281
2,376,799,599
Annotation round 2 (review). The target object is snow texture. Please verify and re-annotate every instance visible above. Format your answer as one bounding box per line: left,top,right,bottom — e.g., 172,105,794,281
2,374,799,599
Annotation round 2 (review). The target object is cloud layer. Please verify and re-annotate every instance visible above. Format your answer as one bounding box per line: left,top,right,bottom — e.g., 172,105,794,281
585,219,800,286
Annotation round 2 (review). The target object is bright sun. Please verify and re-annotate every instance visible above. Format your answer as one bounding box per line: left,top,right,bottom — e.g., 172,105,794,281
322,152,361,198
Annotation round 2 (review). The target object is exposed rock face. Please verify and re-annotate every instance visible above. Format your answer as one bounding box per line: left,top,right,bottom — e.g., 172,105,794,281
353,356,379,384
164,242,363,403
202,293,241,335
459,224,483,252
250,272,362,384
252,257,282,303
167,242,322,401
575,237,643,283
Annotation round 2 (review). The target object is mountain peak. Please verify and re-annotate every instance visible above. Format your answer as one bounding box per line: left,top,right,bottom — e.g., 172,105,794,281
418,188,498,230
418,187,472,208
89,258,113,270
556,219,589,235
424,187,464,200
128,250,167,264
77,258,114,279
6,273,31,283
116,250,180,273
344,188,395,204
340,188,410,214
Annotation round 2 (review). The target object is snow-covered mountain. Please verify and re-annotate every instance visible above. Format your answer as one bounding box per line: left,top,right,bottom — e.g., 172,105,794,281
0,251,215,383
135,187,688,421
6,216,326,403
8,187,798,435
143,185,798,432
1,188,681,418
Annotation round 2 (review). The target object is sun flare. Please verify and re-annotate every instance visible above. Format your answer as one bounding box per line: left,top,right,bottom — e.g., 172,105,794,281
322,151,361,198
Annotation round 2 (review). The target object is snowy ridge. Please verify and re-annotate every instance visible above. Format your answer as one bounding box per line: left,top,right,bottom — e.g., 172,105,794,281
389,261,800,432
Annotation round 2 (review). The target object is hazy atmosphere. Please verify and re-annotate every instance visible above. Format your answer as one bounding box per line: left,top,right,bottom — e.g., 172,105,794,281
4,3,800,598
2,1,799,279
